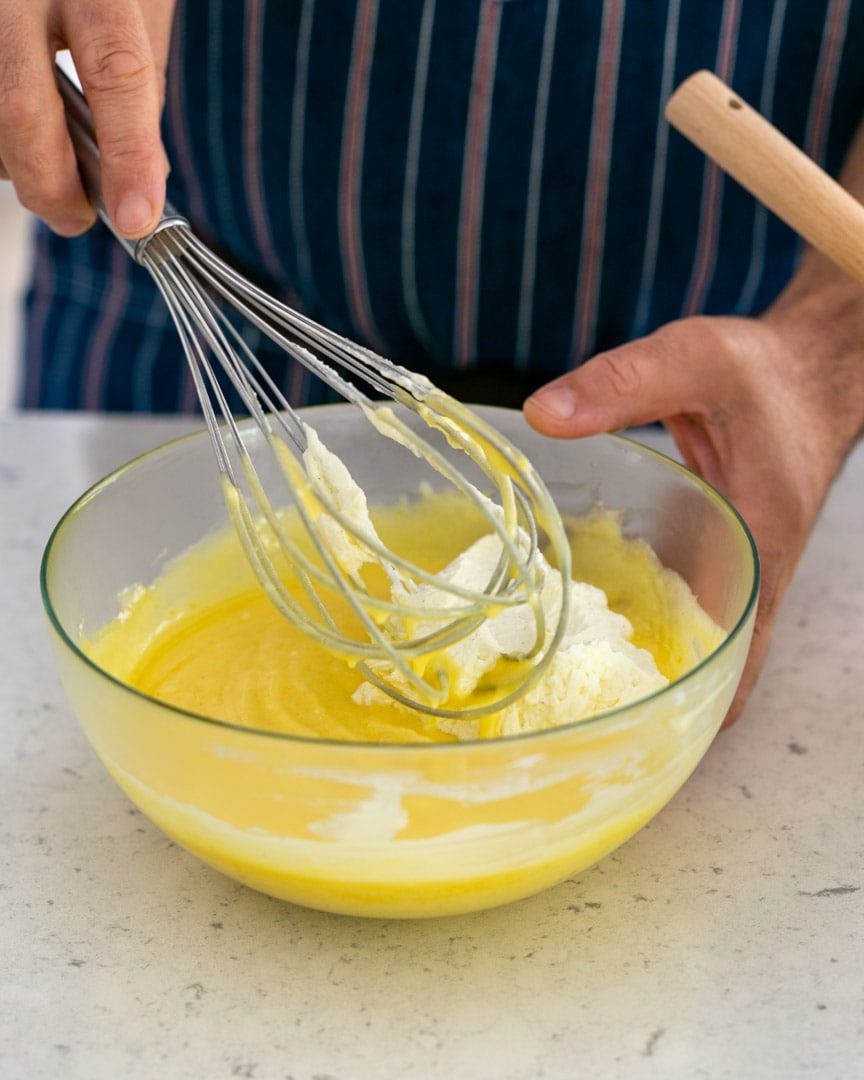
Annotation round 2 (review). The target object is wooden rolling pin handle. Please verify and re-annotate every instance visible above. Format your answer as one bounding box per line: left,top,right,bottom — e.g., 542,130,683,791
666,70,864,289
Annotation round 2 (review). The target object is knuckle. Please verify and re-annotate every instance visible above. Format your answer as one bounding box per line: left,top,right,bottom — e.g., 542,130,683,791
19,188,62,217
99,136,159,170
687,319,735,366
601,350,643,399
0,80,40,131
77,37,151,94
17,171,73,216
0,50,25,95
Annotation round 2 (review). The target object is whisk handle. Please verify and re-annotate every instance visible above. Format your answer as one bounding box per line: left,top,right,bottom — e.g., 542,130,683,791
666,70,864,289
55,58,188,264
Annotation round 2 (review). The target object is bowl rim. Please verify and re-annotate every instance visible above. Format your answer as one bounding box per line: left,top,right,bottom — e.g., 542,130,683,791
40,406,760,751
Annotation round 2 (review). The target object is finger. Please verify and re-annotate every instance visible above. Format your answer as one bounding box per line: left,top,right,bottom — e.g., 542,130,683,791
139,0,177,109
63,0,166,238
721,606,772,728
721,500,802,729
0,6,96,234
524,323,717,438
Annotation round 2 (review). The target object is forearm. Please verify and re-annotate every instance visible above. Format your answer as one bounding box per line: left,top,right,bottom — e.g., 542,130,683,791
763,115,864,465
769,111,864,293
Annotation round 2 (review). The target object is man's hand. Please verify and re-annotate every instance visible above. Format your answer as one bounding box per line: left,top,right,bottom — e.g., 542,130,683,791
524,280,864,725
0,0,176,238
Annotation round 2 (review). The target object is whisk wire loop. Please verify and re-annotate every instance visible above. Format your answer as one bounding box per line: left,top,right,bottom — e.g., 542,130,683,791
139,224,570,717
53,61,572,717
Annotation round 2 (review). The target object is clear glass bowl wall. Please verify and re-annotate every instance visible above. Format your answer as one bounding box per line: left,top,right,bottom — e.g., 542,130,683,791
42,406,758,918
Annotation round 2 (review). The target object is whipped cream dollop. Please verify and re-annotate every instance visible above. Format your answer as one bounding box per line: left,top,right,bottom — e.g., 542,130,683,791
352,532,668,739
302,426,380,582
301,421,668,739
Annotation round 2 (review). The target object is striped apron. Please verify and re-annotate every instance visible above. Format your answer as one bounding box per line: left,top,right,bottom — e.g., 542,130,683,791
22,0,864,412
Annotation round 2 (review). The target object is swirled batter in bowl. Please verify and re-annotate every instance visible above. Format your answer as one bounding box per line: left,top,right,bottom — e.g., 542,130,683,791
86,491,723,743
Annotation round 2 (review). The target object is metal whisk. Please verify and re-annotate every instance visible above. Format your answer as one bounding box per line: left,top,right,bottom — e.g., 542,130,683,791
57,62,571,719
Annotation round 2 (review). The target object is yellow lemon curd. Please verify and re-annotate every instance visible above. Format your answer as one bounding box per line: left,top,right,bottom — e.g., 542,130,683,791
81,492,729,917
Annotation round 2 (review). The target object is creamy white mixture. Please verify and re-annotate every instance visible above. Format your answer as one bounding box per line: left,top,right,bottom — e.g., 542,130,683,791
301,422,668,739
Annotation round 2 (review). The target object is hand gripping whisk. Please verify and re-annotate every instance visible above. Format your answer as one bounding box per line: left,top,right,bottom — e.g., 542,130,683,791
57,62,570,719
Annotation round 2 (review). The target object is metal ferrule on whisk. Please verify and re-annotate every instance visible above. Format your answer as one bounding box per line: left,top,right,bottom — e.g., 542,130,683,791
55,63,189,264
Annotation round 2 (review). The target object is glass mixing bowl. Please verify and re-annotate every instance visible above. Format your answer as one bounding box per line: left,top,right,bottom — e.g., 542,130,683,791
41,405,758,918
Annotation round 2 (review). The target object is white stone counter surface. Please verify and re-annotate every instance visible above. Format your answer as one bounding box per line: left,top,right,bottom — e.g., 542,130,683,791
1,413,862,1080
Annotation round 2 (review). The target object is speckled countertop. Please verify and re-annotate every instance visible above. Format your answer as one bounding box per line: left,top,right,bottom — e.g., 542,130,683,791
1,413,862,1080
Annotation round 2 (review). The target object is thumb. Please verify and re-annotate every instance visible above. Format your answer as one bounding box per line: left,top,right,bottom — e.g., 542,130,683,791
66,1,167,238
140,0,178,110
524,325,710,438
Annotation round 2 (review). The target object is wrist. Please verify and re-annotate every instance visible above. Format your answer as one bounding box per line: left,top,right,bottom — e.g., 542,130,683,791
766,247,864,326
761,258,864,458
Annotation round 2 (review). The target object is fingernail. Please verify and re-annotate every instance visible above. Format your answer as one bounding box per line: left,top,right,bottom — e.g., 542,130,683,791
114,193,154,235
527,385,578,421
